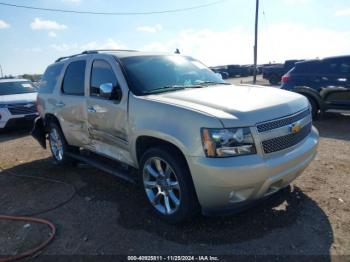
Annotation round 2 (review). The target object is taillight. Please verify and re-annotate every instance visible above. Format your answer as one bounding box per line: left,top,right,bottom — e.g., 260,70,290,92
282,75,289,83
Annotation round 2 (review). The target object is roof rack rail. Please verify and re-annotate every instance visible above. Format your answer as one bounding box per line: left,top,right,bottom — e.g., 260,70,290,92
81,49,138,54
55,49,138,63
55,53,85,63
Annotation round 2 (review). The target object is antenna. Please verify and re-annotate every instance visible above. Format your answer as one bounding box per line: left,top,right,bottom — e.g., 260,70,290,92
253,0,259,84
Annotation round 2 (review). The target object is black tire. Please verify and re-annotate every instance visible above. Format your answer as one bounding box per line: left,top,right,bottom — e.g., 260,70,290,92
269,75,280,85
307,97,319,119
139,147,199,223
47,121,78,165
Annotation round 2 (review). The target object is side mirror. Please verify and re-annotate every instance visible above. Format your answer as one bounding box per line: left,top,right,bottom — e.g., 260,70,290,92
99,83,122,100
99,83,113,99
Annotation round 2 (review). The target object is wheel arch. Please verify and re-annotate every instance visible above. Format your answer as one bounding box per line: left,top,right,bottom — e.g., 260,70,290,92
135,135,201,209
43,113,61,130
135,135,188,166
293,86,324,111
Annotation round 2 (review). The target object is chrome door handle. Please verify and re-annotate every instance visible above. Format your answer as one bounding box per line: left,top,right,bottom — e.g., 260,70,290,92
55,102,65,107
87,106,96,113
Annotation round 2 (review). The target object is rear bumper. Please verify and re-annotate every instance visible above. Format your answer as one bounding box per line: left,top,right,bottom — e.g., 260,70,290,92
187,127,319,214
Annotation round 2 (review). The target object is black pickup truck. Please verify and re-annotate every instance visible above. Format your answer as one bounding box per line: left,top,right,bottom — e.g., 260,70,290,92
263,60,303,85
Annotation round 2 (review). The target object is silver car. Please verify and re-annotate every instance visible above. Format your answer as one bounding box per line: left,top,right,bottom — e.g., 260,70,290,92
32,50,319,223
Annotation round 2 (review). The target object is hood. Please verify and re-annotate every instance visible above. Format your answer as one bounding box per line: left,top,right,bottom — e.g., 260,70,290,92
0,92,37,104
146,84,308,127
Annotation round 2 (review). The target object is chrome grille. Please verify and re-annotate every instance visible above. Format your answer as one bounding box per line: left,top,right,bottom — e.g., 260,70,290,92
262,122,312,154
257,109,310,132
7,103,37,115
257,108,312,154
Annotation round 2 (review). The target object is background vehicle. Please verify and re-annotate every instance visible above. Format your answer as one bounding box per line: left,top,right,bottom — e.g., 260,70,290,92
210,66,229,79
263,60,303,85
33,50,319,223
281,55,350,118
226,64,250,77
0,79,38,130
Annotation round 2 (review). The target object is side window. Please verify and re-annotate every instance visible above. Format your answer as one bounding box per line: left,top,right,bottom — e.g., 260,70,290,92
39,64,64,94
322,59,350,75
339,62,350,75
62,60,86,96
90,60,118,98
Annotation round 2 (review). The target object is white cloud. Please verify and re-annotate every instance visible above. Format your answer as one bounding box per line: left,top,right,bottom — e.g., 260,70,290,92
335,8,350,17
50,43,79,52
141,24,350,66
48,31,57,38
137,24,162,33
30,18,67,30
81,39,126,50
0,20,10,29
50,39,126,53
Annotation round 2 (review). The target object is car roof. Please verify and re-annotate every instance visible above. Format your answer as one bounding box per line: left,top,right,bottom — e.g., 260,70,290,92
54,50,180,64
322,55,350,61
0,78,30,83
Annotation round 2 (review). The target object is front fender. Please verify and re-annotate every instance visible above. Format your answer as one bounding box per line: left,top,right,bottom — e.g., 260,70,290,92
293,86,325,110
128,94,223,164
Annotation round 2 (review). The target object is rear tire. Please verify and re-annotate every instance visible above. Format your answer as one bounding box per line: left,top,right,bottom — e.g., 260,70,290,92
47,121,78,165
269,74,280,85
139,147,199,223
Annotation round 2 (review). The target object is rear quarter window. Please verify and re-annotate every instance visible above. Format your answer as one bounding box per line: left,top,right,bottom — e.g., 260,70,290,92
39,64,64,94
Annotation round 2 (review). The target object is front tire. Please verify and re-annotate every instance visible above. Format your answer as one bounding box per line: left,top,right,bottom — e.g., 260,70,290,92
48,121,77,165
139,147,199,223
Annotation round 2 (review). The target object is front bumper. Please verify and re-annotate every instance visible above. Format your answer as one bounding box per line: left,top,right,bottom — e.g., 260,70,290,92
187,126,319,214
0,108,38,129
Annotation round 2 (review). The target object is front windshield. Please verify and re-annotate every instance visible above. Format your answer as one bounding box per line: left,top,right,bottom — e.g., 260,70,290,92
0,81,37,96
120,55,225,95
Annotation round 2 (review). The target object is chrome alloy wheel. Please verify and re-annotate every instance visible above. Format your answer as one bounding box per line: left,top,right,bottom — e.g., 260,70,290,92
143,157,181,215
49,128,64,161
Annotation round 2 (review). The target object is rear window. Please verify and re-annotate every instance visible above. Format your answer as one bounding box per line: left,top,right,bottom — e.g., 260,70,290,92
62,60,86,96
0,81,36,96
39,64,64,94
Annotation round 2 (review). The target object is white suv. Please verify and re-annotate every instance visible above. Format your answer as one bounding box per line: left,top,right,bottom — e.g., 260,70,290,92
0,79,38,129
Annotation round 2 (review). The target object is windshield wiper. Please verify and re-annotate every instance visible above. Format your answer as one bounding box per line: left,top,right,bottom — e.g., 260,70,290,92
195,81,231,85
143,84,204,94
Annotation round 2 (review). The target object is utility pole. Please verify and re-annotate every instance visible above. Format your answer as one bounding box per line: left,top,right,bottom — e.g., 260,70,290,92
0,65,3,78
253,0,259,84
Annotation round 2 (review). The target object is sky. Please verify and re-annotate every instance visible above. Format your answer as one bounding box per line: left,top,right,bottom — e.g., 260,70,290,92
0,0,349,75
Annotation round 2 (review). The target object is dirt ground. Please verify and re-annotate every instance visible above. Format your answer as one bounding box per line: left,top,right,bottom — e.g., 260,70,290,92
0,103,349,260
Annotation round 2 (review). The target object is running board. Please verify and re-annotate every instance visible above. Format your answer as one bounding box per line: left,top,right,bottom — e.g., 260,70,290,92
66,152,137,184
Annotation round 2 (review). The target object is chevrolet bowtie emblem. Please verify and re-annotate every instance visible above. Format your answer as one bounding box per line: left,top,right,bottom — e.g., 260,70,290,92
291,123,302,134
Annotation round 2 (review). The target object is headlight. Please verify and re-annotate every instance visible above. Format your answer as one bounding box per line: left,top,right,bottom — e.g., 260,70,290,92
201,127,256,157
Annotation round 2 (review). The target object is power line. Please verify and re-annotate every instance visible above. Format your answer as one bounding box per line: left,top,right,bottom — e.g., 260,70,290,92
0,0,229,16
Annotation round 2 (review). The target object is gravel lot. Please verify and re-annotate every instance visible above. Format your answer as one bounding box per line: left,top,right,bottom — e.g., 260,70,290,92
0,84,349,260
